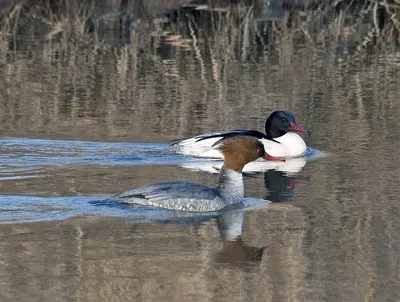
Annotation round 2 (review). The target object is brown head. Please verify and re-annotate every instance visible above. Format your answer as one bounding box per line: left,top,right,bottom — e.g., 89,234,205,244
212,136,284,172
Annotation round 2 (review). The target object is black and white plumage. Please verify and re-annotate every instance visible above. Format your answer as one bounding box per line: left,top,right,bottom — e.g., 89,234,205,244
170,111,310,158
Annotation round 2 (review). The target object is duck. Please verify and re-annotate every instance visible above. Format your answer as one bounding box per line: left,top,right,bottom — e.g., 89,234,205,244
170,111,310,158
113,136,284,212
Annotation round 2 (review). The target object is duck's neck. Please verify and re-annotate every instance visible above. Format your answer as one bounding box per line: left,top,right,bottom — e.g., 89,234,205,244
216,166,244,202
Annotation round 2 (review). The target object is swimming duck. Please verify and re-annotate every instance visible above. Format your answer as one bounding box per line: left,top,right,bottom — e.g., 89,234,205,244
114,136,283,212
171,111,310,158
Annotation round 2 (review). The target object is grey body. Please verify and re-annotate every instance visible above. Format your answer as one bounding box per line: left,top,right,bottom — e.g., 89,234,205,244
114,168,244,212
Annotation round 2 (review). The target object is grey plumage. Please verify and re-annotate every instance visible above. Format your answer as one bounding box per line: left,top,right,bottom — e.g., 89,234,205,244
113,136,264,212
114,169,245,212
114,181,227,212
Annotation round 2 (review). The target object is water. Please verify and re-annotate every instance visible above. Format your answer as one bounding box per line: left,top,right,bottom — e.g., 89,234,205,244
1,0,400,301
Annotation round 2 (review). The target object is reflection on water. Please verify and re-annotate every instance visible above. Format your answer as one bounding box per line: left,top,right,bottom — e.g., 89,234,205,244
1,0,400,301
178,147,326,174
264,170,310,202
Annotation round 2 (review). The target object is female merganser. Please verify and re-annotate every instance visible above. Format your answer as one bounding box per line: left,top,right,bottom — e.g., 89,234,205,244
171,111,310,158
114,136,283,212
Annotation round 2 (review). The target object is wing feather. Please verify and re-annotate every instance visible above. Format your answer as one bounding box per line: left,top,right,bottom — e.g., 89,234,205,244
171,130,267,146
113,181,225,212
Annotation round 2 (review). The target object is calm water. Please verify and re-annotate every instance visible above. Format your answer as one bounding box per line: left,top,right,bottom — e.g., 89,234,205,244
1,1,400,301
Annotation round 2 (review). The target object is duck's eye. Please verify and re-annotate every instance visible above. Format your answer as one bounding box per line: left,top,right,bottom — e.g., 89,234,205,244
257,149,262,154
281,117,288,123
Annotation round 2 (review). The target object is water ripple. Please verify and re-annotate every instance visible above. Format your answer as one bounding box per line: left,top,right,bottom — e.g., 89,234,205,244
0,194,270,224
0,137,325,180
0,137,202,180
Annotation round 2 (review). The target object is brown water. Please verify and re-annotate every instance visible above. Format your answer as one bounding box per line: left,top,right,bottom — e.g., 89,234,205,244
1,1,400,301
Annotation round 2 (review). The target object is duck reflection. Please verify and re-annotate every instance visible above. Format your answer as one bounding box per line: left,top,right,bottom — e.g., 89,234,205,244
92,171,308,266
215,204,265,266
179,156,307,174
264,170,310,203
215,170,309,265
93,197,269,266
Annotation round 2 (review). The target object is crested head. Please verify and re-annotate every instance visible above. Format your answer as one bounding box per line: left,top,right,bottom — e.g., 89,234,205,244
265,110,309,138
212,136,267,172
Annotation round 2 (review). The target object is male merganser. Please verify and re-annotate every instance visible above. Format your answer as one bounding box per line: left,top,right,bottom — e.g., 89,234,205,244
171,111,310,158
113,136,283,212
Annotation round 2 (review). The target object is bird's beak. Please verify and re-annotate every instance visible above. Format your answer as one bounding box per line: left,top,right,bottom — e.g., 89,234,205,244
265,153,285,162
289,122,310,135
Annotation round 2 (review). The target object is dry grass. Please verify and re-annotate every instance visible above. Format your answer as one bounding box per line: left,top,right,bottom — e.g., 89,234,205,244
0,0,398,142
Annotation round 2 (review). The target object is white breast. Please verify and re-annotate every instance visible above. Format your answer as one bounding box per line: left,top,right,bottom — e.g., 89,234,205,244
172,132,307,158
261,133,307,157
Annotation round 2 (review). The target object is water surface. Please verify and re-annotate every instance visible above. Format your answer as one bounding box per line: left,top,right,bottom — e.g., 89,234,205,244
1,1,400,301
